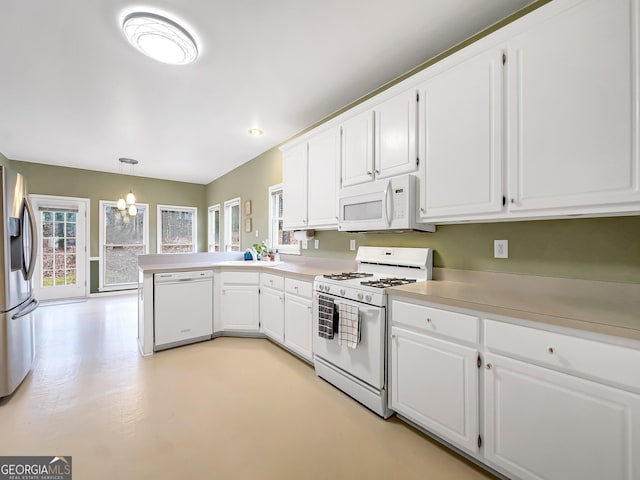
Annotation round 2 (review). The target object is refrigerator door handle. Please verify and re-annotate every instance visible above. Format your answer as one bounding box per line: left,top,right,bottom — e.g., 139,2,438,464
23,196,38,281
12,297,39,320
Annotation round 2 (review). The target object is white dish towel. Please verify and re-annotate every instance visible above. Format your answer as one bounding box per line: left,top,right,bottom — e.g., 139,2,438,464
337,302,361,349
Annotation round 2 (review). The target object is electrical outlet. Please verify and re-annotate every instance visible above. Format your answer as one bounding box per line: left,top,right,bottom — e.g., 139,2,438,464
314,239,319,249
302,240,308,250
255,230,259,238
349,239,356,251
494,240,508,259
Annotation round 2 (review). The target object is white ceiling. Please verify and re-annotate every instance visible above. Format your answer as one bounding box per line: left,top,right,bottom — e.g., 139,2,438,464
0,0,532,184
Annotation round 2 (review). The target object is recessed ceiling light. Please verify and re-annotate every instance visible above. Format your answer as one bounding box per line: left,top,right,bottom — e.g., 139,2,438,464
248,128,264,137
122,12,198,65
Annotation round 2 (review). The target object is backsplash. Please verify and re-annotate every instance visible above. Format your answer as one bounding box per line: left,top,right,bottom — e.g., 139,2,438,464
299,216,640,284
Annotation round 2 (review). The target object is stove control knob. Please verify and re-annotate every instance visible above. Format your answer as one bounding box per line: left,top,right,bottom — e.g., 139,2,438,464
365,294,372,302
320,285,326,291
326,286,331,293
340,289,346,296
357,292,364,300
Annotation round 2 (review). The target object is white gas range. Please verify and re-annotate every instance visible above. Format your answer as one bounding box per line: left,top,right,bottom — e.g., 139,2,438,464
312,246,433,418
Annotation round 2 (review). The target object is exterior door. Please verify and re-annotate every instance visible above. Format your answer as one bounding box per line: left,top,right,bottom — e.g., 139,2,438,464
30,195,88,300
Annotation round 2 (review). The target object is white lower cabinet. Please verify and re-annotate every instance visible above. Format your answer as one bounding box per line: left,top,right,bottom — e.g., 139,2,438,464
220,272,260,332
484,352,640,480
260,286,284,343
284,293,313,362
389,298,480,454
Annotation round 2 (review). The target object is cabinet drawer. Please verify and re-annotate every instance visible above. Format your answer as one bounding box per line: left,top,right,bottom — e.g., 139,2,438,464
391,299,479,344
220,271,259,285
284,277,312,298
485,319,640,391
261,273,284,290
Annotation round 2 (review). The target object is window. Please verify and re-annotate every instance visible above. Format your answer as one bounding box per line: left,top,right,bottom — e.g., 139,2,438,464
223,198,241,252
208,204,221,252
158,205,197,253
269,184,299,254
100,201,149,290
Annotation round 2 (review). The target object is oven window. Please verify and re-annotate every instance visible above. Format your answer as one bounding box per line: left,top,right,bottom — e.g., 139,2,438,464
343,200,383,221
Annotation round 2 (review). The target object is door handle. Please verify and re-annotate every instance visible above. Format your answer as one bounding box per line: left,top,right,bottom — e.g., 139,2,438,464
383,180,392,227
23,196,38,281
12,298,39,320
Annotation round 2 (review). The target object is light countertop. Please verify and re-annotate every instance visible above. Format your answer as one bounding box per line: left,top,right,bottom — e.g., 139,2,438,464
389,269,640,341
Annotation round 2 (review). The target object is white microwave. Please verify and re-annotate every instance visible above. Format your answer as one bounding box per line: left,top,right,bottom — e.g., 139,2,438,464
338,174,435,232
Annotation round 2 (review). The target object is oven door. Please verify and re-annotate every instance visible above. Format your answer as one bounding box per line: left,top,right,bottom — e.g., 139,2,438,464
313,293,386,390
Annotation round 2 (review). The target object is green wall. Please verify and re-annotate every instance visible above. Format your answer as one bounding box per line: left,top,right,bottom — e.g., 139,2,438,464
10,161,207,293
206,148,282,251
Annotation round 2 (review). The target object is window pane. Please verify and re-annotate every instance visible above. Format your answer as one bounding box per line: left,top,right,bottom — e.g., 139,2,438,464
161,244,193,254
42,222,53,237
214,211,220,244
161,210,193,244
42,212,53,222
66,222,76,238
105,206,145,245
66,212,76,222
55,222,64,237
55,212,64,222
42,270,53,287
104,245,144,285
231,205,239,245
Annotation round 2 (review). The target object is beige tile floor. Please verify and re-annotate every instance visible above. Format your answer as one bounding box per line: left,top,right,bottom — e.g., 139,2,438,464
0,294,497,480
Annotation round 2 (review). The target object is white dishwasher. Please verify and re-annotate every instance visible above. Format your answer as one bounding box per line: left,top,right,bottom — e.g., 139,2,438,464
154,270,213,350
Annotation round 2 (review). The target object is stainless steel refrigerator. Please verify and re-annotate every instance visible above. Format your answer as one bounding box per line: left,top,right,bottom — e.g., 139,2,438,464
0,165,38,397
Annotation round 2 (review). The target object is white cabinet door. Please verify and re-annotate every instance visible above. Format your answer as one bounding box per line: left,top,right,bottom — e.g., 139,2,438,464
284,294,313,361
341,110,375,187
507,0,640,213
418,48,504,221
307,126,340,229
260,286,284,343
220,285,260,331
390,326,479,454
484,353,640,480
374,88,418,179
282,142,308,230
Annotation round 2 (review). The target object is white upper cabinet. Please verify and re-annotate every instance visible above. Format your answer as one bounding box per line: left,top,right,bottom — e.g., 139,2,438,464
282,142,308,230
375,89,419,179
507,0,640,213
341,110,375,187
418,48,504,221
307,126,341,228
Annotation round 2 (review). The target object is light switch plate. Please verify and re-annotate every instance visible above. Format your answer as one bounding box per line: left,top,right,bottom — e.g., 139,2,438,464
302,240,308,250
255,230,259,238
314,239,319,249
494,240,508,259
349,239,356,251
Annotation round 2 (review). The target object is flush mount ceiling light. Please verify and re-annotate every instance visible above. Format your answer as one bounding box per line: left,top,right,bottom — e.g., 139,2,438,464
248,128,264,137
122,12,198,65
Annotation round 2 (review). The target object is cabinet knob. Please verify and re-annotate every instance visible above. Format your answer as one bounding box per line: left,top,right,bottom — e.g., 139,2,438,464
340,289,346,295
367,171,372,176
548,347,555,354
375,169,380,174
486,363,492,370
420,208,425,213
510,198,516,204
294,286,299,290
426,318,431,323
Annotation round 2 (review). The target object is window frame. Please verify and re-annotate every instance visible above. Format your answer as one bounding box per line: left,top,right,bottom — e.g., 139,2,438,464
99,200,149,292
208,204,221,252
223,197,241,252
157,204,198,254
268,184,300,255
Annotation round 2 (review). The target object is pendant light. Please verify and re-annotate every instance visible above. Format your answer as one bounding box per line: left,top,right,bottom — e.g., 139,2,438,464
117,158,139,217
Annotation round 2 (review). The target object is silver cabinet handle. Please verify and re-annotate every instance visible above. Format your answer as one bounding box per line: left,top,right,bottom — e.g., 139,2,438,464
486,363,492,370
420,207,425,213
548,347,555,354
367,171,372,176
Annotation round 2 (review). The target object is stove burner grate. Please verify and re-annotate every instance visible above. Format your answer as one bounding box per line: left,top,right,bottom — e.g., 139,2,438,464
360,277,417,288
323,272,374,281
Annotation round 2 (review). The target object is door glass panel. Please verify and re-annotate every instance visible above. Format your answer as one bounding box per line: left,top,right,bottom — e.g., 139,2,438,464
40,210,77,288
